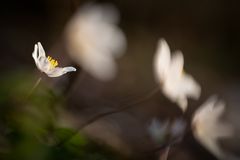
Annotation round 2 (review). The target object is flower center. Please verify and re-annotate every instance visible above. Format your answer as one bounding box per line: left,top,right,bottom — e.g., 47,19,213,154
47,56,58,68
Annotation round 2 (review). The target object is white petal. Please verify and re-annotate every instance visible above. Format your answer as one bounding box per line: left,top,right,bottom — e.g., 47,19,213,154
192,96,217,123
154,39,201,112
80,3,120,25
214,100,225,118
37,42,46,58
32,44,38,65
168,51,184,80
32,43,50,72
37,56,51,72
179,73,201,99
94,23,126,58
46,67,76,77
192,96,234,159
177,97,188,112
80,49,117,81
154,39,171,83
65,4,125,81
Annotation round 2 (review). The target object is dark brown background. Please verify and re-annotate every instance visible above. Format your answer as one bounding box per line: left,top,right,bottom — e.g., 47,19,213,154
1,0,240,160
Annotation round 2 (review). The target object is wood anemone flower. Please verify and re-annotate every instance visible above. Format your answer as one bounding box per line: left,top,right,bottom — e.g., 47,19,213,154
32,42,76,77
153,39,201,112
192,96,235,160
65,4,126,81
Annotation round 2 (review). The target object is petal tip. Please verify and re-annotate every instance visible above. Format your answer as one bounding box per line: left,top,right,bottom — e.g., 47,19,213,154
158,38,167,44
37,42,43,48
66,67,77,72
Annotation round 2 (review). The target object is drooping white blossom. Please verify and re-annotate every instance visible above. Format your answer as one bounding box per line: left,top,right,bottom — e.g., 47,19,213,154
65,4,126,81
153,39,201,111
32,42,76,77
192,96,234,159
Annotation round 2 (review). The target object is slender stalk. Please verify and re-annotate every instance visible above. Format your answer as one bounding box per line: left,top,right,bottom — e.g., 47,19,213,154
160,146,170,160
80,88,159,127
26,77,42,99
56,87,159,147
141,134,183,155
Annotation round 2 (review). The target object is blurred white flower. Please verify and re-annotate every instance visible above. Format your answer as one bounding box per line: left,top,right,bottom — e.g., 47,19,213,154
153,39,201,112
65,4,126,81
32,42,76,77
148,119,169,143
192,96,234,159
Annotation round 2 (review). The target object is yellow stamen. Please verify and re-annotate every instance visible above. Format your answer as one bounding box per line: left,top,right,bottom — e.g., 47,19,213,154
47,56,58,68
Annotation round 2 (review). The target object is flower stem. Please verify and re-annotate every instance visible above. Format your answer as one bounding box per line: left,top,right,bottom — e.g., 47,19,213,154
56,87,159,147
160,146,170,160
26,77,42,99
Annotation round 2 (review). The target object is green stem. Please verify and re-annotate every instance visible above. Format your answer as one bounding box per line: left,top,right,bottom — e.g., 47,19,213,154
56,87,159,147
26,77,42,99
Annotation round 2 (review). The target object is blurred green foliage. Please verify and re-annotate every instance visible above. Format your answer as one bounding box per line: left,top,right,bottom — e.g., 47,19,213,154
0,70,123,160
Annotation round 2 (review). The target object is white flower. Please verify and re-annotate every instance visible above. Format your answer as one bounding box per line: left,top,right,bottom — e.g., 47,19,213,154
192,96,234,159
65,4,126,81
32,42,76,77
153,39,201,112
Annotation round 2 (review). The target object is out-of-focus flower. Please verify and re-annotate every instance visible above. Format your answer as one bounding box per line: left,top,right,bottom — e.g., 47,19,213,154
148,118,186,145
153,39,201,112
32,42,76,77
148,119,169,143
65,4,126,81
170,118,186,138
192,96,234,159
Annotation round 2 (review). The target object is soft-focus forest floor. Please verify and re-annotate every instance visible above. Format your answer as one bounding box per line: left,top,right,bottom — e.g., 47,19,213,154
1,0,240,160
